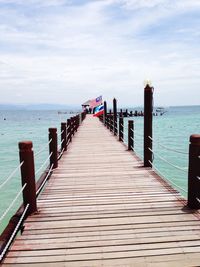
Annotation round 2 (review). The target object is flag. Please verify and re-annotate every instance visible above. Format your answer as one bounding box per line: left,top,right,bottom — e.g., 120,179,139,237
89,96,102,108
93,104,104,117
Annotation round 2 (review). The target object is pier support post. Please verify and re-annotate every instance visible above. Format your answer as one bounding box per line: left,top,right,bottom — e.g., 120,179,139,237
71,117,73,136
144,84,153,167
119,117,123,142
113,98,117,136
109,110,112,132
49,128,58,169
75,115,78,132
73,117,76,134
188,135,200,209
128,120,134,151
76,115,79,131
107,113,110,129
67,119,71,143
19,141,37,216
103,101,107,126
61,122,67,151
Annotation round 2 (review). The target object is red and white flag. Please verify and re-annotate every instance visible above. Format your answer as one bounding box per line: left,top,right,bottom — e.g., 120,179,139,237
93,104,104,117
89,96,102,108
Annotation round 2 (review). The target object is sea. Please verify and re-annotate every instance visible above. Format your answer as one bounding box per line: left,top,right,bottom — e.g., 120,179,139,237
0,106,199,234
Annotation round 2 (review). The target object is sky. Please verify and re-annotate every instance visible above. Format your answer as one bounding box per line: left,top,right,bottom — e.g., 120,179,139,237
0,0,200,107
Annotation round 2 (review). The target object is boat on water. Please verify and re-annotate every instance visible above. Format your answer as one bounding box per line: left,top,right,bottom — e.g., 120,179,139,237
155,107,167,115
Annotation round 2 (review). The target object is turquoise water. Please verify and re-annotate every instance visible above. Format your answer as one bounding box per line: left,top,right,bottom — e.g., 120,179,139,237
0,106,199,234
0,110,72,233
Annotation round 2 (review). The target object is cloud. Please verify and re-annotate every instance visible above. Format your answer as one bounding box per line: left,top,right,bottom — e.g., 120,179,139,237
0,0,68,7
0,0,199,106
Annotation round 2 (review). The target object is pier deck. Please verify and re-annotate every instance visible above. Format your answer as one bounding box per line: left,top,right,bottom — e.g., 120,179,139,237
3,115,200,266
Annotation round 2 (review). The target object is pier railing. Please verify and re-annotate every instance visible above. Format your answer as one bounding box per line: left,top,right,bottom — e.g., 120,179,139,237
100,85,200,210
0,111,86,262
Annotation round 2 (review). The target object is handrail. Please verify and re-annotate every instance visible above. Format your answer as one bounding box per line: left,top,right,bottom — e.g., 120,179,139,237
148,148,188,173
0,162,24,190
36,164,53,196
148,160,187,194
0,204,29,261
35,139,52,157
148,136,188,155
35,152,53,176
58,148,65,160
58,139,64,151
0,183,27,223
60,130,64,136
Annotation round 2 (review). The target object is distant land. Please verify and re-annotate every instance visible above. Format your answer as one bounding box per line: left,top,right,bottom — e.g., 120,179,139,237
0,103,80,111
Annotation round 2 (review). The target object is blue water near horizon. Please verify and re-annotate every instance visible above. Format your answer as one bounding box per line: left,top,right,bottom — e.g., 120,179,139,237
0,106,199,234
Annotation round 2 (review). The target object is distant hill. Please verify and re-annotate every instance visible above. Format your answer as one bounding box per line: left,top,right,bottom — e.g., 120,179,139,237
0,103,80,111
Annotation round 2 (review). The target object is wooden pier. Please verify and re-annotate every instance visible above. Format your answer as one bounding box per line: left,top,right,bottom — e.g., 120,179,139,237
2,115,200,267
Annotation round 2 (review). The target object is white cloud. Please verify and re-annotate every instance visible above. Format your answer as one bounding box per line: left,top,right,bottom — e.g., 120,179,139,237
0,0,68,7
0,0,199,106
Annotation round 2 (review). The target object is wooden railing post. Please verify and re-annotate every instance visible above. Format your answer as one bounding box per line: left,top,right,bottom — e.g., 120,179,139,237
128,120,134,151
107,114,110,129
72,116,76,134
119,117,123,142
19,141,37,216
144,84,153,167
103,101,107,126
61,122,67,151
109,110,112,131
67,118,71,143
76,115,79,131
83,111,86,121
74,116,77,132
110,115,113,132
70,117,73,136
49,128,58,169
113,98,117,136
188,135,200,209
75,115,78,132
78,114,81,127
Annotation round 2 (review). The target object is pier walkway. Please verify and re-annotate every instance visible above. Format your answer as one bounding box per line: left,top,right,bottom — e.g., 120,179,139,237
3,115,200,266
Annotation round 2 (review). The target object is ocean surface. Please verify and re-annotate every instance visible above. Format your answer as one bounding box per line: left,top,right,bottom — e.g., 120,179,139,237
0,110,73,233
0,106,199,234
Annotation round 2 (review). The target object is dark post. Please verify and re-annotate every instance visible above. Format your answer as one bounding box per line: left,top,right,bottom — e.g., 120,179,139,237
76,115,79,131
109,110,112,131
128,120,134,150
107,113,110,129
144,84,153,167
78,114,80,128
61,122,67,151
119,117,123,142
19,141,37,216
49,128,58,169
67,118,71,143
113,98,117,136
104,101,107,126
110,115,113,132
71,117,74,136
75,116,77,132
188,135,200,209
73,116,76,134
75,115,77,132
